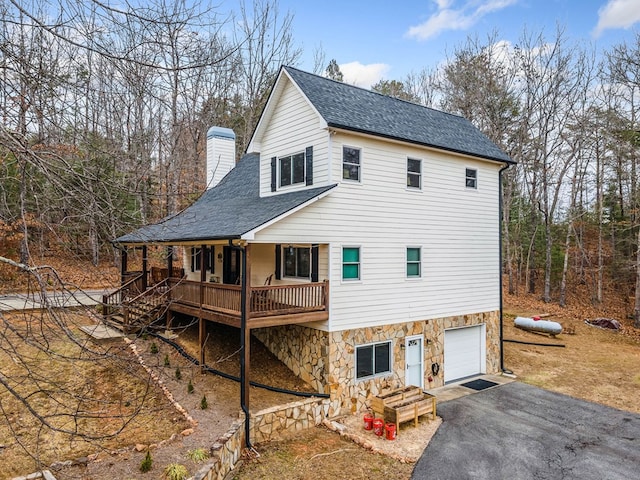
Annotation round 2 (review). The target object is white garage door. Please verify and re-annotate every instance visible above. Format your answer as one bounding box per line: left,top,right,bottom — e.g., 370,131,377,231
444,325,485,383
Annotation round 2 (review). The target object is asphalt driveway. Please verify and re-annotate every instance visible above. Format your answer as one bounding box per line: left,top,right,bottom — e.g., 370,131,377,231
412,381,640,480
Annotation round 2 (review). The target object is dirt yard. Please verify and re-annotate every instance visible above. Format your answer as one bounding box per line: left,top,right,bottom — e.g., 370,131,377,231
2,287,639,480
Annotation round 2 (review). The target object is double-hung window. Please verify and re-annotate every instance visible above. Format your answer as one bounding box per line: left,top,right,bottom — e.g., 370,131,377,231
342,247,360,280
465,168,477,189
190,247,213,272
343,146,361,181
279,152,306,187
356,341,392,379
407,158,422,189
283,246,310,278
407,247,421,278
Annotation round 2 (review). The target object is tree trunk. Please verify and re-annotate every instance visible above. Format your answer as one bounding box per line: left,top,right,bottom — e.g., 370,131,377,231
635,226,640,328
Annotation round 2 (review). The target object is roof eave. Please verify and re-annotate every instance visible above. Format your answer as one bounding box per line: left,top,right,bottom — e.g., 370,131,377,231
114,234,243,248
327,123,515,165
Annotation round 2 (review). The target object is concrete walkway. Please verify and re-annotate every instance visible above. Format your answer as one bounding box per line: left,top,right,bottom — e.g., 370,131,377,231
425,373,515,402
0,289,107,312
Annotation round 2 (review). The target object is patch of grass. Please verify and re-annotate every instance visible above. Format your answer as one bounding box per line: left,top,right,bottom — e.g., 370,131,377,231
164,354,170,367
150,342,158,354
187,447,209,463
200,394,208,410
164,463,189,480
187,379,194,394
175,366,182,380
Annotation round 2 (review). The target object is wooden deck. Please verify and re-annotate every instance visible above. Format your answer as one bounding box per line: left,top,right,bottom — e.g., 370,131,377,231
104,273,329,331
166,278,329,328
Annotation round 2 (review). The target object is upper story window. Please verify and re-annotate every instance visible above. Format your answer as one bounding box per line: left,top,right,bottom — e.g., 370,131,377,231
343,146,361,181
406,247,421,278
342,247,360,280
283,246,310,278
279,152,305,187
407,158,422,189
270,146,313,192
465,168,477,189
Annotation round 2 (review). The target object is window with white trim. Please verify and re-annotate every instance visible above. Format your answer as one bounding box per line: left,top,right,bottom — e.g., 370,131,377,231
465,168,477,189
283,246,310,278
343,146,361,181
342,247,360,280
356,341,392,379
406,247,421,277
279,152,305,187
407,158,422,189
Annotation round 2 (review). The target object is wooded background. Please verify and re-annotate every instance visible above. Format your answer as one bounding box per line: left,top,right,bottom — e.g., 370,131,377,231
2,0,640,323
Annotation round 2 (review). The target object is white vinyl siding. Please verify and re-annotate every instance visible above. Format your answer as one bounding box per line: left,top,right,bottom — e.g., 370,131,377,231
254,132,501,332
259,79,329,196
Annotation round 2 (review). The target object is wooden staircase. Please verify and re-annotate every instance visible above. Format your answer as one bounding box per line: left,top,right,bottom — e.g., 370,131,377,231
102,275,170,333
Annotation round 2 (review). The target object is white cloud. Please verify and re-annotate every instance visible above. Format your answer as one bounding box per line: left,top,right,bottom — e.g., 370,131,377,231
340,62,390,88
406,0,519,41
593,0,640,38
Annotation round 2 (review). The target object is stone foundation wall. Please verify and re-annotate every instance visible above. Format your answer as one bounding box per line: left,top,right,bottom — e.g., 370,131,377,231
190,398,331,480
250,397,333,443
254,311,500,413
252,324,329,393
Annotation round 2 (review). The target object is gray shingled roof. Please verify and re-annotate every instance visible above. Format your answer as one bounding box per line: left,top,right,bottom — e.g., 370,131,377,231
115,154,336,244
284,66,513,164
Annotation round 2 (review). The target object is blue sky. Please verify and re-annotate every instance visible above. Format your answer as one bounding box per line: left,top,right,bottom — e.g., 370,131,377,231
277,0,640,87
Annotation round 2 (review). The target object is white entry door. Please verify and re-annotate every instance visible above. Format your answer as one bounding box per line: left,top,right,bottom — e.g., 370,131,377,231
444,325,485,383
405,335,424,388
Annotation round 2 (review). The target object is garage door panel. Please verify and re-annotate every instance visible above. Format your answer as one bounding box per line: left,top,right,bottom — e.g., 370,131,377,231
444,326,484,382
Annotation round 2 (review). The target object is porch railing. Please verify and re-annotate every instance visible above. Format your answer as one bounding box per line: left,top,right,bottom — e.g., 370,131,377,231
166,278,328,318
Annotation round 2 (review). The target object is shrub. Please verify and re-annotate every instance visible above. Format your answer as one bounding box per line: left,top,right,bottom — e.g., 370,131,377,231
164,354,170,367
163,463,188,480
175,366,182,380
200,394,208,410
140,451,152,473
187,379,194,394
186,447,209,463
150,342,158,354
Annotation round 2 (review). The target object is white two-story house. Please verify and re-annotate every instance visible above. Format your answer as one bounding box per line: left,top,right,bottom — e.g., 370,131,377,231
115,66,513,413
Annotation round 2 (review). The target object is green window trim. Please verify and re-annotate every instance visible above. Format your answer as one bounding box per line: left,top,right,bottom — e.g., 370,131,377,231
342,247,360,280
407,247,421,277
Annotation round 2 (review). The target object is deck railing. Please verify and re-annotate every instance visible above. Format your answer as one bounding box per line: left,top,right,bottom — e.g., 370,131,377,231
166,278,328,318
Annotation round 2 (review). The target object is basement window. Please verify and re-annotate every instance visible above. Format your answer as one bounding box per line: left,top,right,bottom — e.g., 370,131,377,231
356,341,392,379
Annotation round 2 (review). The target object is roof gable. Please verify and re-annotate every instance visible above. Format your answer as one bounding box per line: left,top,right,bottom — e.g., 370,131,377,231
282,66,512,164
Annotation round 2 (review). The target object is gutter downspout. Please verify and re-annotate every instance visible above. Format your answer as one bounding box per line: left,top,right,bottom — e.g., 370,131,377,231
238,244,253,449
498,163,511,374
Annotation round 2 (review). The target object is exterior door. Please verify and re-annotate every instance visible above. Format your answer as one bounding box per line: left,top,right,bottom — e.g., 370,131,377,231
405,335,424,388
223,246,241,284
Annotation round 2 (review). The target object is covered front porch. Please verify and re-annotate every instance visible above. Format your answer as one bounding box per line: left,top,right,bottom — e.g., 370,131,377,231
108,241,329,330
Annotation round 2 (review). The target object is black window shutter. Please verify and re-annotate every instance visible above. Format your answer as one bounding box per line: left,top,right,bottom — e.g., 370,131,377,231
275,244,281,280
311,244,319,282
305,146,313,186
271,157,277,192
190,247,196,272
